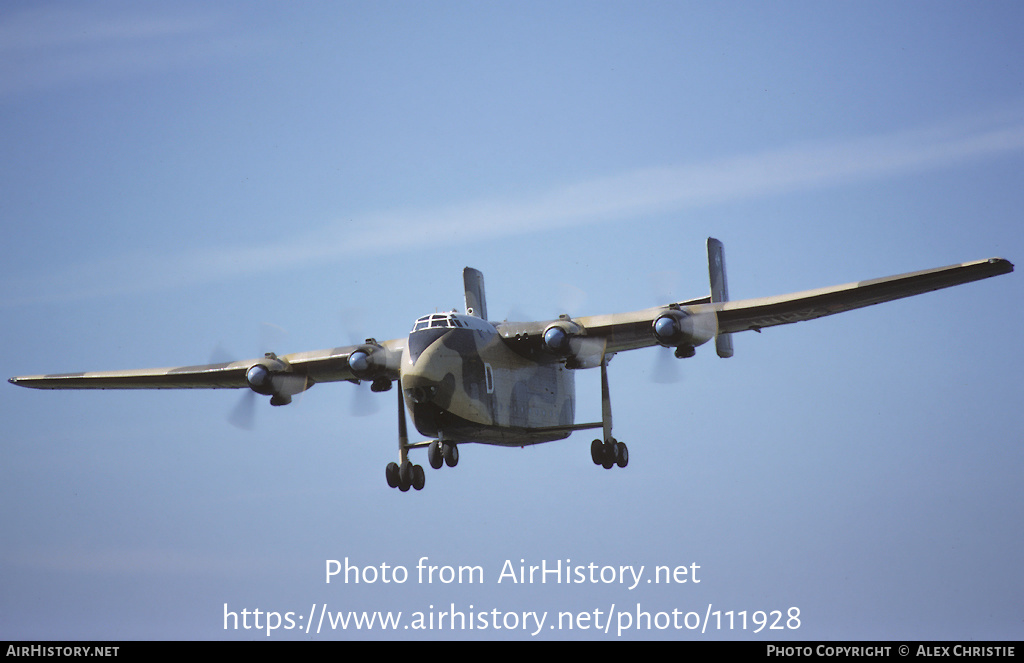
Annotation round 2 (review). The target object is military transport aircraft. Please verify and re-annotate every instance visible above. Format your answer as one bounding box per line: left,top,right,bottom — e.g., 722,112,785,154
9,239,1014,492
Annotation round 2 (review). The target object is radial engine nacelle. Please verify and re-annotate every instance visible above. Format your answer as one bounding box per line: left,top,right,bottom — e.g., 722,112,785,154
543,318,605,369
245,353,310,406
346,339,395,392
542,319,583,357
651,308,718,357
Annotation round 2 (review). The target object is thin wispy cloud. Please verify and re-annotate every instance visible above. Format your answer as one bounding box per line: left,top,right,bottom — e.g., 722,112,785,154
3,110,1023,307
0,7,249,97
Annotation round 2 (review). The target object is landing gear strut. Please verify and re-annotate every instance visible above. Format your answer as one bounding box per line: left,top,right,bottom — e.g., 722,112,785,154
384,386,461,491
590,353,628,470
386,386,426,491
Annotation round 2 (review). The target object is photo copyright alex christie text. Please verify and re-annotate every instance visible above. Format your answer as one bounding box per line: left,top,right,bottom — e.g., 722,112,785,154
325,556,701,590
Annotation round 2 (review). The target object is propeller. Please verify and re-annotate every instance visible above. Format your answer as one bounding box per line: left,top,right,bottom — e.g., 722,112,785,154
652,345,681,384
557,282,588,319
218,323,297,430
649,270,683,384
340,308,386,417
503,280,590,323
646,270,718,383
229,389,257,430
569,334,608,369
350,379,380,417
207,342,256,430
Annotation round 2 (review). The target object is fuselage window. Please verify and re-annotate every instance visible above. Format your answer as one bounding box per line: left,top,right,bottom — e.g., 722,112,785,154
484,363,494,394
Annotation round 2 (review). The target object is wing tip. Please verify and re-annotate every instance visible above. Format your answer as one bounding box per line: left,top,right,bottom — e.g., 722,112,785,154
990,257,1014,273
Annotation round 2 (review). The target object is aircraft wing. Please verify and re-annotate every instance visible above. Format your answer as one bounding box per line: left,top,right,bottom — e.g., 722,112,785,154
703,257,1014,335
10,256,1013,388
9,360,253,390
496,257,1013,363
8,338,405,392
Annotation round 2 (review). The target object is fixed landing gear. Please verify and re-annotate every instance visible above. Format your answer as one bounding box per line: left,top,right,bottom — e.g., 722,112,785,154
386,386,426,492
385,386,459,491
386,460,425,491
386,441,457,491
588,354,628,470
427,440,459,470
591,438,628,469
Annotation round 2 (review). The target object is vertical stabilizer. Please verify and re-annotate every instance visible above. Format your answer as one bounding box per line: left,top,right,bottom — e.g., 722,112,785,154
463,267,488,320
707,238,734,358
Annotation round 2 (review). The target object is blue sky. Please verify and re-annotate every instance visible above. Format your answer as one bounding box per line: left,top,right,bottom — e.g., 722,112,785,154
2,1,1022,640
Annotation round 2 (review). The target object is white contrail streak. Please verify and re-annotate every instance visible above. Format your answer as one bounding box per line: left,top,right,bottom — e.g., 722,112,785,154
3,111,1023,306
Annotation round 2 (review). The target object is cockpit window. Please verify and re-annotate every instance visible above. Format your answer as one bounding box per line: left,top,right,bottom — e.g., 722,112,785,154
411,312,491,334
411,314,456,333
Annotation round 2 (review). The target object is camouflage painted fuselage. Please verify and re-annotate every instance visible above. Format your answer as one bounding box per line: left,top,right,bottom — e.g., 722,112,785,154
401,313,574,446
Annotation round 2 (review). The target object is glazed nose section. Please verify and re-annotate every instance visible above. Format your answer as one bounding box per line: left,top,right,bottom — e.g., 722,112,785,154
408,328,448,364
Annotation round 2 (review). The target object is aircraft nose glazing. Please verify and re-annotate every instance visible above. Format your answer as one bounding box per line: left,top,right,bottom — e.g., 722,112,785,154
407,328,449,364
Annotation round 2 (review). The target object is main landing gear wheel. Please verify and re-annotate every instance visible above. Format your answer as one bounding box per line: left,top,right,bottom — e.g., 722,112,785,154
591,438,628,469
428,441,444,470
443,441,459,468
427,441,459,470
614,441,628,468
386,461,400,487
386,460,425,491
